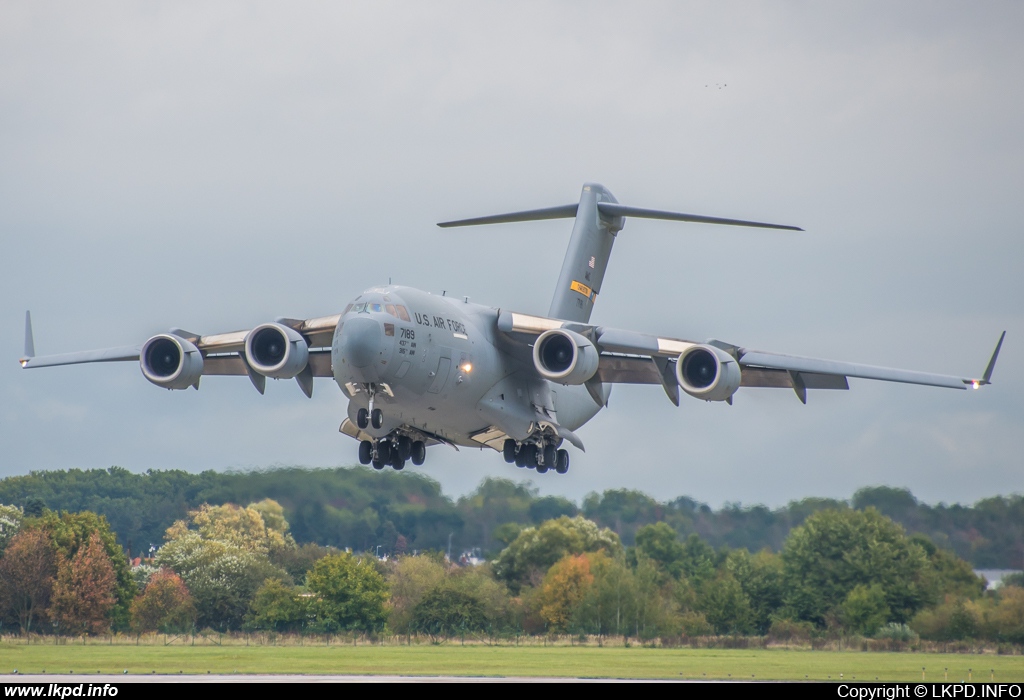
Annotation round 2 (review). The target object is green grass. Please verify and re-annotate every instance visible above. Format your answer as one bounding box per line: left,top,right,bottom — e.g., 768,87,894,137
2,643,1022,680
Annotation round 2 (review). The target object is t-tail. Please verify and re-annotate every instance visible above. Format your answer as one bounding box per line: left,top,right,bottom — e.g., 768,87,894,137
437,182,802,324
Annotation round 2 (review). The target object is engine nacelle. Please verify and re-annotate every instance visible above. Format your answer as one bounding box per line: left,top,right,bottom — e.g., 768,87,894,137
675,344,742,402
533,329,600,385
245,323,309,379
140,334,204,390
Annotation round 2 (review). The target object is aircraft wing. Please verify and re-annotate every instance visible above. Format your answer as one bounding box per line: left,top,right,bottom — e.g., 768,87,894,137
497,310,1004,404
18,311,341,397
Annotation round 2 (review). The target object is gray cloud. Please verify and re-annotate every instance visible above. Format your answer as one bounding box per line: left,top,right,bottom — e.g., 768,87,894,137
2,1,1021,507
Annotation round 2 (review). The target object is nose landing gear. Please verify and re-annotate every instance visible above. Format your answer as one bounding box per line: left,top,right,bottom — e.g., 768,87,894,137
356,385,385,430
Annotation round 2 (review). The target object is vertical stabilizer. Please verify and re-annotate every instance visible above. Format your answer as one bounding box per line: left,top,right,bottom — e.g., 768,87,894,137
548,183,622,323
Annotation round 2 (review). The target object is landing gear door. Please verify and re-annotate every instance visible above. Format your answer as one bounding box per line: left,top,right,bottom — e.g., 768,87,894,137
428,347,452,394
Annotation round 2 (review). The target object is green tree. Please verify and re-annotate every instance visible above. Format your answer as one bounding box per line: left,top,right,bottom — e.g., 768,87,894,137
156,532,287,629
781,508,931,626
679,534,716,587
387,555,448,634
634,522,684,580
840,583,890,636
494,516,621,592
305,552,388,634
129,568,195,634
50,531,118,635
726,549,784,634
247,579,307,633
698,571,753,635
410,583,488,640
0,504,22,558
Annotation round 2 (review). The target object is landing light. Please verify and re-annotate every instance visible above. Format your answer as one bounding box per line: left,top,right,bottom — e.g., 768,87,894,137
461,363,472,373
19,359,27,367
972,380,980,390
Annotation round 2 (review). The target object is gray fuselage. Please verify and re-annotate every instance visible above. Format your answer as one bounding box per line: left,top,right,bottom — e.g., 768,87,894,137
331,285,603,450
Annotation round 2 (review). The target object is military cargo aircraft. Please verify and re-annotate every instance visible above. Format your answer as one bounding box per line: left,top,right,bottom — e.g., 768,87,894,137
19,183,1004,475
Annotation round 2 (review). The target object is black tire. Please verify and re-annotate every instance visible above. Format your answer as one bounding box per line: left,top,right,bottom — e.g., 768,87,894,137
514,448,527,468
371,458,385,471
556,449,569,475
397,436,412,460
356,408,369,430
523,444,538,469
371,408,384,429
391,454,405,471
376,441,392,464
502,439,517,463
411,441,426,466
543,444,557,469
358,440,373,465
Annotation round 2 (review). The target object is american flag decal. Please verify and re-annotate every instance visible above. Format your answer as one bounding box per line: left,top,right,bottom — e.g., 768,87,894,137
588,256,596,269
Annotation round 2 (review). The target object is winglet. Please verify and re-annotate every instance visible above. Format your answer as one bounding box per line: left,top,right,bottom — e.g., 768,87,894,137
20,311,35,366
978,329,1003,384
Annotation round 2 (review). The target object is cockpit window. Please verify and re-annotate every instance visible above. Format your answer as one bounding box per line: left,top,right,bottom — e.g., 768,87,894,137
352,302,367,313
369,303,383,313
395,305,411,322
385,304,396,317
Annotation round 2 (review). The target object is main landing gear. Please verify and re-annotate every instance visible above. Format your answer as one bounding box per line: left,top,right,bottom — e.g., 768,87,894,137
502,438,569,475
359,436,425,471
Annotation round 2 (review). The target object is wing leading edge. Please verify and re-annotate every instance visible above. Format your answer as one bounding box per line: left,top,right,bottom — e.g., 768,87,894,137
18,311,340,397
496,310,1004,403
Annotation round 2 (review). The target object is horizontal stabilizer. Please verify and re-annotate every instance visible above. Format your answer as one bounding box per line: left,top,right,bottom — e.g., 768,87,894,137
437,204,578,228
596,202,803,231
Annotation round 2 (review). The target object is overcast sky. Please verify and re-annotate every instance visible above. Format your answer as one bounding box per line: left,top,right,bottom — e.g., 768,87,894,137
1,1,1021,508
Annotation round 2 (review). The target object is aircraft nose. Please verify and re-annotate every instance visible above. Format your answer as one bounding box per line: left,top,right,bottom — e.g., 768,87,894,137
339,317,383,369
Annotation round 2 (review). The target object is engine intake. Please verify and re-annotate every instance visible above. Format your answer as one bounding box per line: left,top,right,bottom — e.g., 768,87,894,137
533,329,600,385
675,344,742,402
140,334,203,390
245,323,309,379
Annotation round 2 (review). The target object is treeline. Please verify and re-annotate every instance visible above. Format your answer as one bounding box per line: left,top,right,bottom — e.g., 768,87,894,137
2,499,1023,645
1,466,1021,567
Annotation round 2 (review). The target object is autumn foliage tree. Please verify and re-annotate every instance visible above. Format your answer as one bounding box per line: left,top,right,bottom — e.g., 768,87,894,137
538,553,594,633
50,531,117,635
0,527,57,634
130,568,195,634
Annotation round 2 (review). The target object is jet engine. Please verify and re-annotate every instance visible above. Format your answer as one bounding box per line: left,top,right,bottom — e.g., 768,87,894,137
675,344,742,402
140,334,204,390
245,323,309,379
533,329,600,385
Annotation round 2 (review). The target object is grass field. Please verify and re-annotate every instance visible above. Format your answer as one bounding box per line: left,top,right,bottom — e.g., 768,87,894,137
2,643,1023,680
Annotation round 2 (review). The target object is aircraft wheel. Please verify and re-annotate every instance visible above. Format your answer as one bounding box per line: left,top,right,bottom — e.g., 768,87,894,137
358,440,373,465
356,408,369,430
371,457,385,470
376,441,392,464
543,444,557,469
522,444,538,469
397,436,412,460
391,454,405,471
536,463,548,474
411,441,426,466
371,408,384,429
502,439,517,463
555,449,569,475
514,448,527,468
